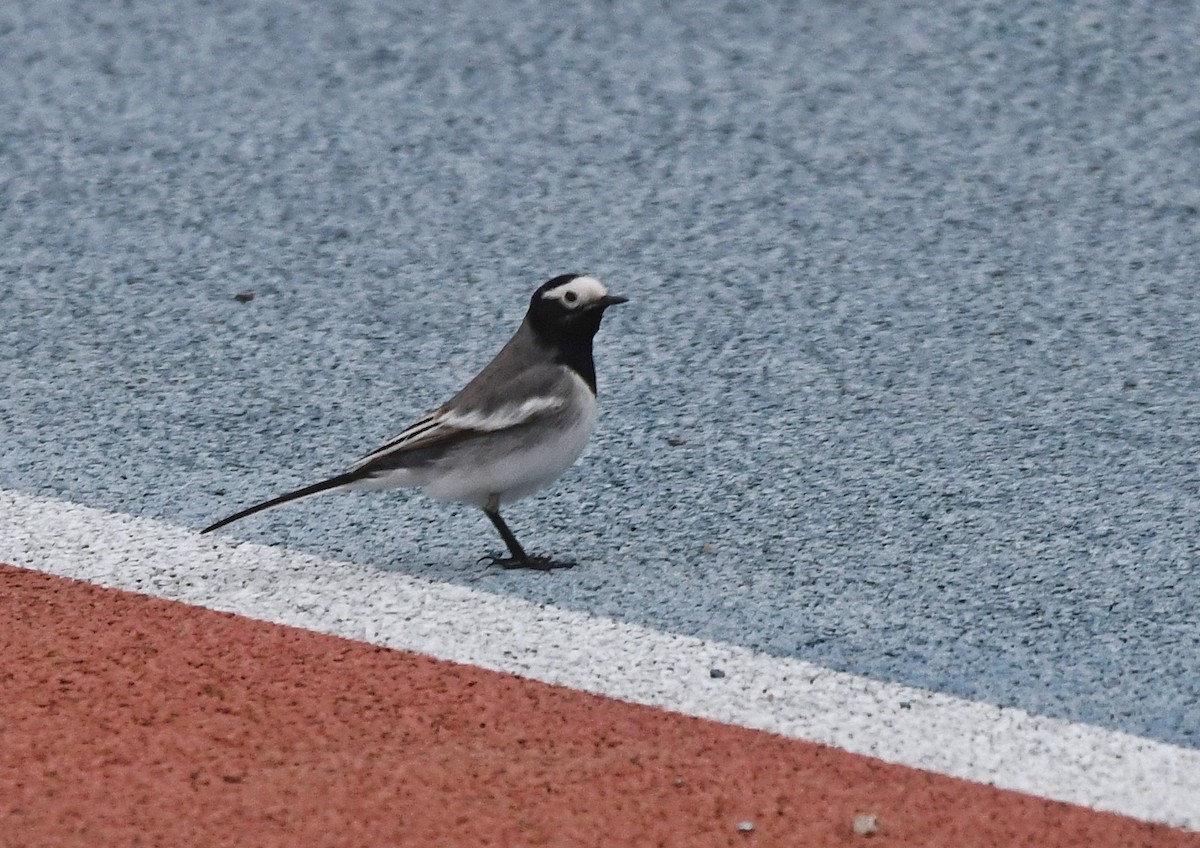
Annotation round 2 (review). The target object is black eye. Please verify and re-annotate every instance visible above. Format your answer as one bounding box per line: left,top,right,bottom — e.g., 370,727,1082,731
563,291,578,303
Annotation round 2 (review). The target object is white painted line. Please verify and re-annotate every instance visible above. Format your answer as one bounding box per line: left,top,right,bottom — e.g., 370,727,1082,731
1,488,1197,830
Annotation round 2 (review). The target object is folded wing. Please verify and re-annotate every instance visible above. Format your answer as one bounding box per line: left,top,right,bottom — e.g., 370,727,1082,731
351,394,566,473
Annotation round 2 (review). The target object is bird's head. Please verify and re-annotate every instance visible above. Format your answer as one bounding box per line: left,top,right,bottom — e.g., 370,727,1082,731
527,274,628,343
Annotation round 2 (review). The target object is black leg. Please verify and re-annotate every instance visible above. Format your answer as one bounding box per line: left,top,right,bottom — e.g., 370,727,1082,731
481,509,574,571
485,509,530,560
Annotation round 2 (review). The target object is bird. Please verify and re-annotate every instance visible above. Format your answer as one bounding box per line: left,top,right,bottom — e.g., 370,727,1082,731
200,273,628,570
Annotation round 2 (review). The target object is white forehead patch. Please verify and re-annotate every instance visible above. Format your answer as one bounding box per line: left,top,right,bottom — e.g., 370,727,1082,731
542,275,608,307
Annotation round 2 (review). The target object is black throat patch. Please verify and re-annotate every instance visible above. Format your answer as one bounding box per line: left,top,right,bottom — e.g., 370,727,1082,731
552,334,598,394
528,311,603,394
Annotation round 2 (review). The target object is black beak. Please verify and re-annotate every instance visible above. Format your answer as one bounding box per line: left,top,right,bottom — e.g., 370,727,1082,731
599,294,629,307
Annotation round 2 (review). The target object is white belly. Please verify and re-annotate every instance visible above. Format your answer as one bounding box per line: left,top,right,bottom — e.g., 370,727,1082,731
427,373,598,508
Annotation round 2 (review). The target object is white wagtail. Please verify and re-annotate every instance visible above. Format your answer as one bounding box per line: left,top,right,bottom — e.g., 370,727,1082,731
201,274,627,570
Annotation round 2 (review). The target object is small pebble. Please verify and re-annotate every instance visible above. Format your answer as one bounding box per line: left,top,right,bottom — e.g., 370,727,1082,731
853,813,879,836
736,820,755,833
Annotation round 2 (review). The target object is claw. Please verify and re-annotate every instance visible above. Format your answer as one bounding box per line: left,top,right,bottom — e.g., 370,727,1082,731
479,553,575,571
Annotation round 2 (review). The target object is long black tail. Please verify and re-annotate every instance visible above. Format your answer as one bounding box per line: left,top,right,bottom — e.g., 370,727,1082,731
200,470,364,534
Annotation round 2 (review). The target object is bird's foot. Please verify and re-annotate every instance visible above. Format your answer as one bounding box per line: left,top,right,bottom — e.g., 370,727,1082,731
478,553,576,571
